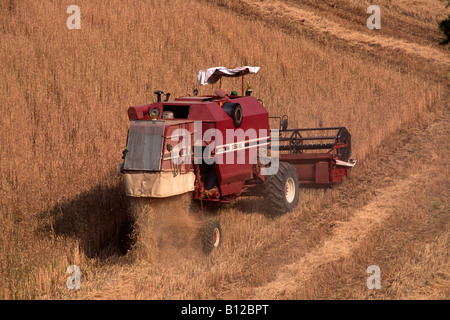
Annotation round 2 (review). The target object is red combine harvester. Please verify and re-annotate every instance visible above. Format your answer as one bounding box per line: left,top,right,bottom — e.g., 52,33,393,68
119,67,356,253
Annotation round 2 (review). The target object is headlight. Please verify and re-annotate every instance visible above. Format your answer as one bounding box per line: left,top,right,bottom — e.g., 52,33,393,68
149,108,160,118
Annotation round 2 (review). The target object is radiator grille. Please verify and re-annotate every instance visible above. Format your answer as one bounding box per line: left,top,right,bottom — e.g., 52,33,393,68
123,120,165,171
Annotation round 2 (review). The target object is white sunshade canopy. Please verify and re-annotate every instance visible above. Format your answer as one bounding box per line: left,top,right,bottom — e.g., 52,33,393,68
197,66,260,86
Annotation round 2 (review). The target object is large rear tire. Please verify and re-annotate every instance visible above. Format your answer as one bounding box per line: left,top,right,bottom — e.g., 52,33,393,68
263,162,300,216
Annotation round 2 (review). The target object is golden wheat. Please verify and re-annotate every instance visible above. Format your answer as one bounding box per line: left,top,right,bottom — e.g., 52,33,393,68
0,0,448,299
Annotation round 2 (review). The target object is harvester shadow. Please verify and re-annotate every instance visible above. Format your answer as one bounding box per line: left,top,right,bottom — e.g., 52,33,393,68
38,177,131,260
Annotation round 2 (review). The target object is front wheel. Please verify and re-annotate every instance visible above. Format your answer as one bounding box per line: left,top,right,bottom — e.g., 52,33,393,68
263,162,300,216
200,219,222,254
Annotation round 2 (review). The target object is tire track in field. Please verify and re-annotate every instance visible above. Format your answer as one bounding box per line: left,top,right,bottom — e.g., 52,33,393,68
250,114,449,299
224,0,450,68
252,174,416,298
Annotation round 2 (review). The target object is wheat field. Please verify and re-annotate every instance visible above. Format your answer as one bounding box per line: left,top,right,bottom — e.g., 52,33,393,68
0,0,448,299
